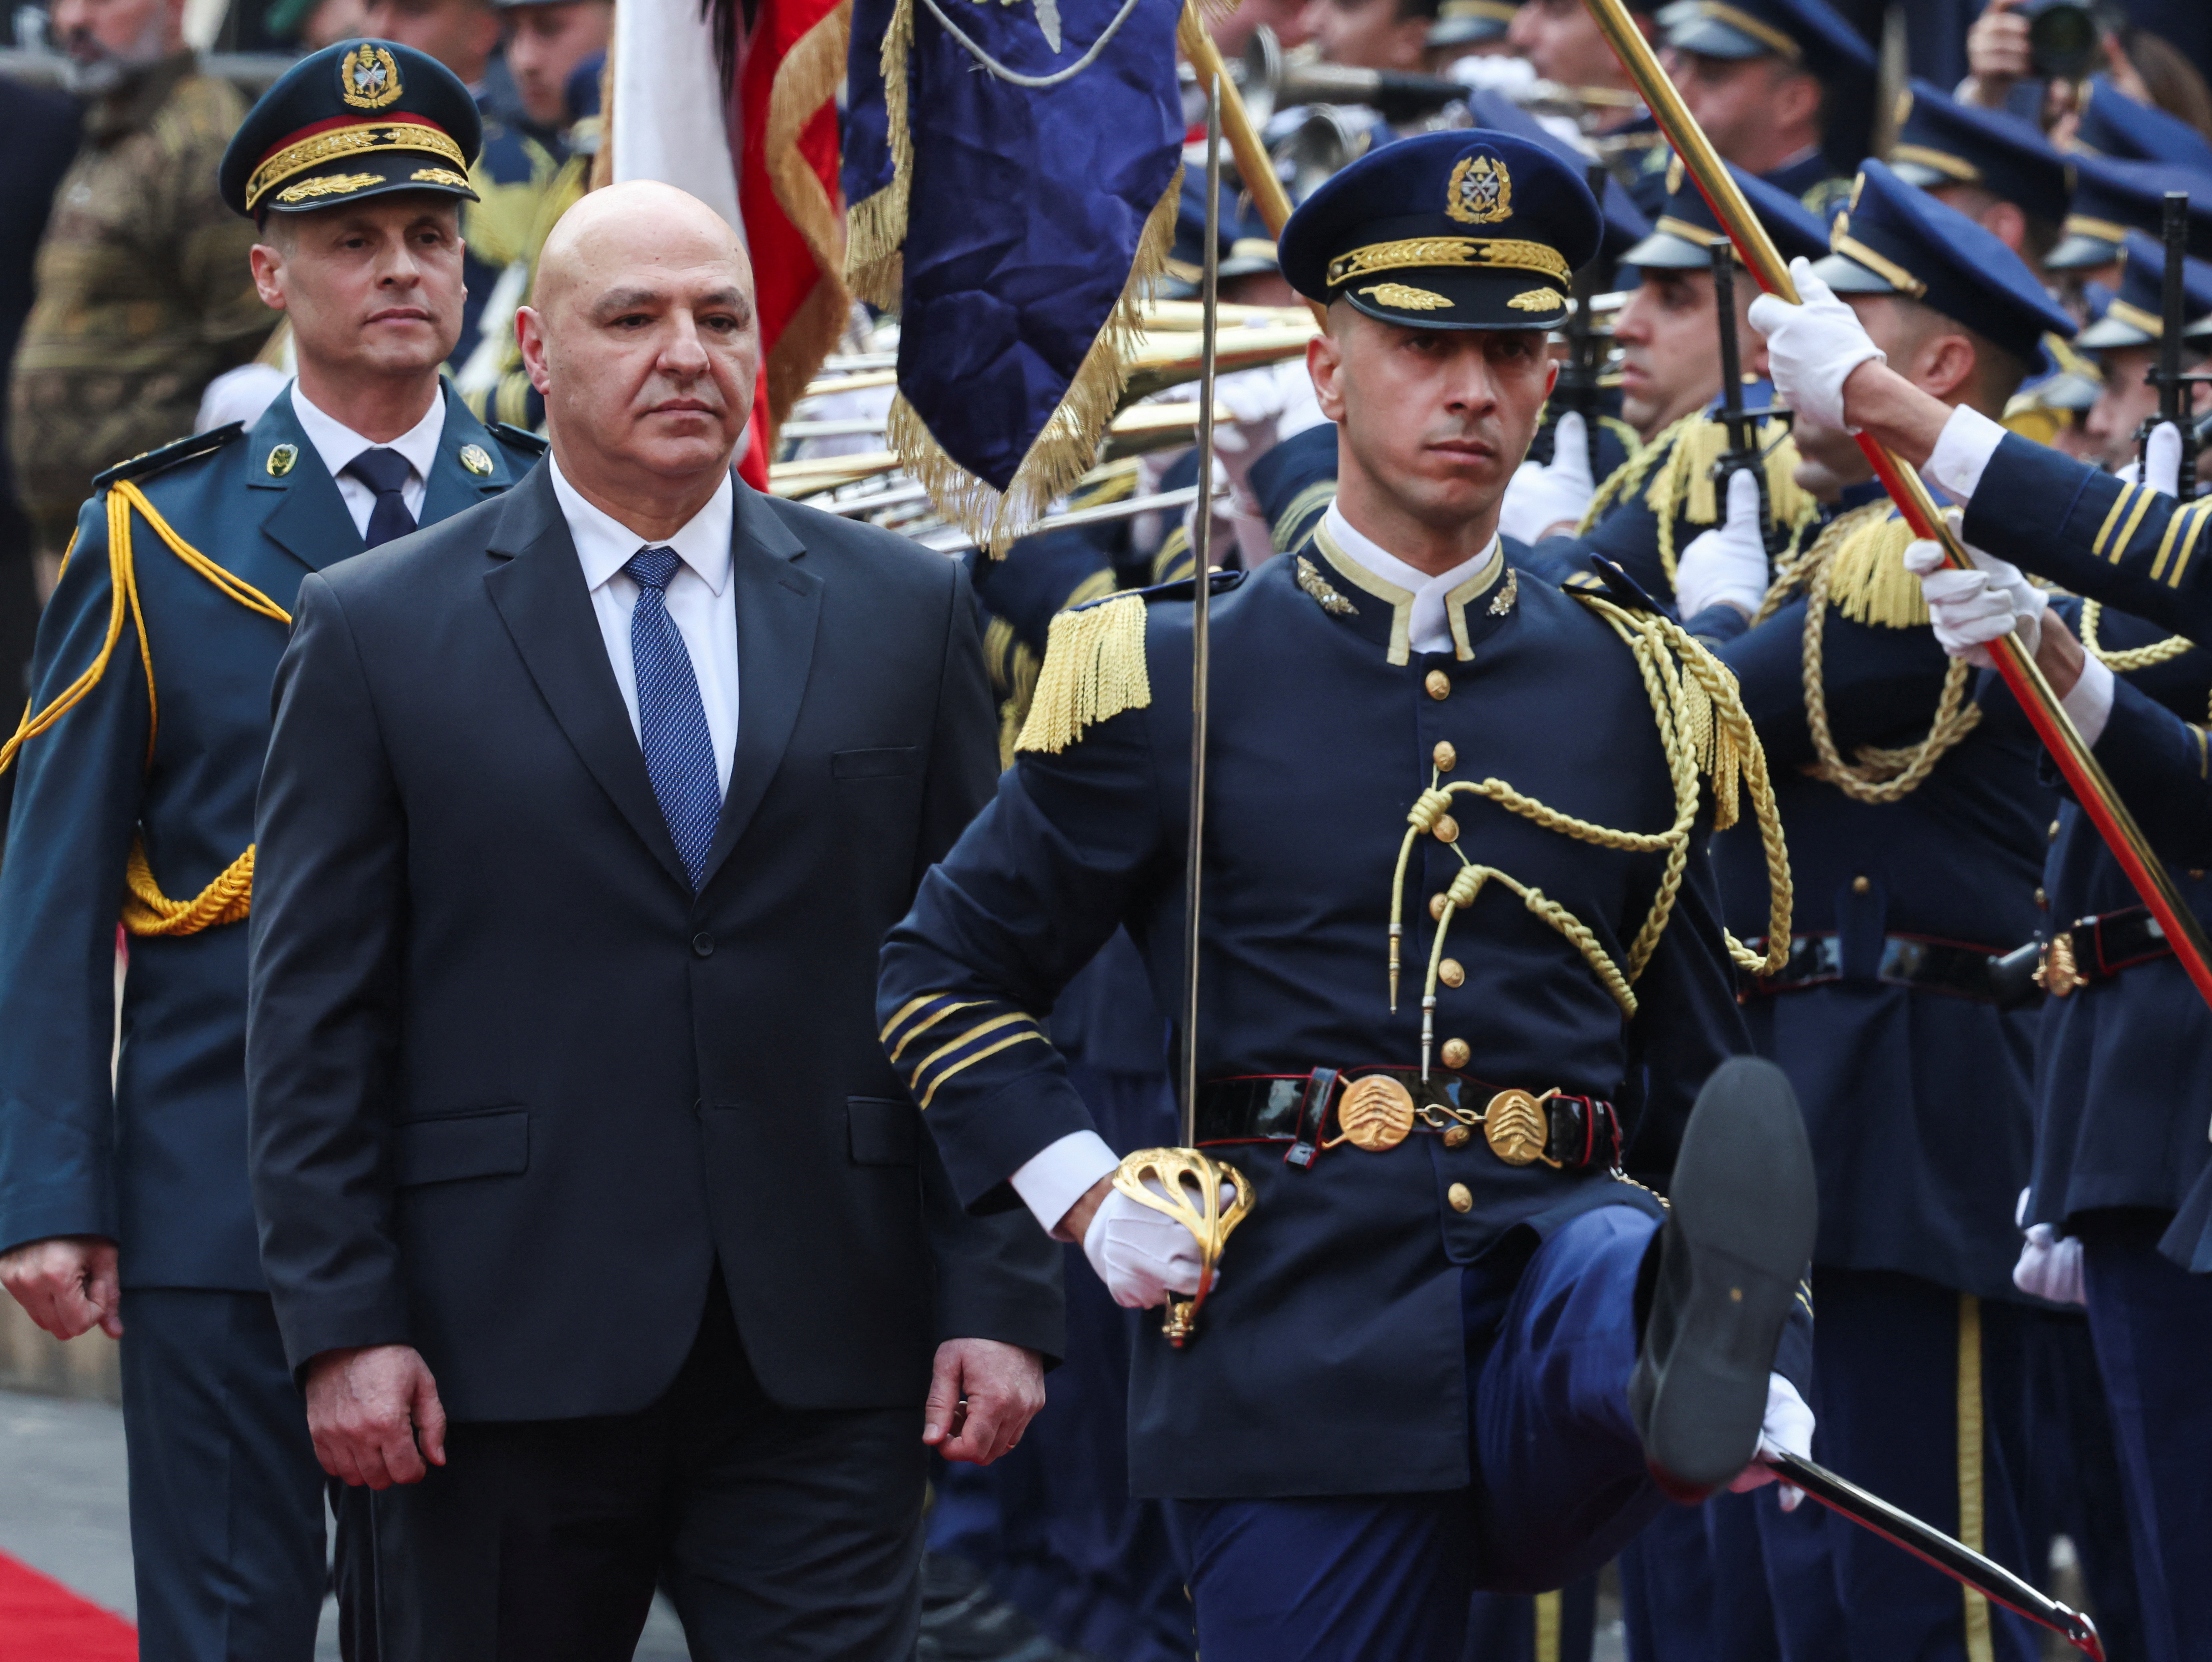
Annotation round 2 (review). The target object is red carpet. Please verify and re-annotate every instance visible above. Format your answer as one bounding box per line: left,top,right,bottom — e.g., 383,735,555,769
0,1550,135,1661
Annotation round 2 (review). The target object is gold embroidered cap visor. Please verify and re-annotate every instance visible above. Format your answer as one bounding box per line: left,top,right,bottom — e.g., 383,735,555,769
1325,235,1571,331
247,125,479,215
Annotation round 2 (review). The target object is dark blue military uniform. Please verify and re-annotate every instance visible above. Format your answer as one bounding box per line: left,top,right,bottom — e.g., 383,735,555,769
2072,74,2212,175
2048,154,2212,274
1888,79,2072,231
1709,162,2080,1662
880,131,1814,1662
0,43,525,1659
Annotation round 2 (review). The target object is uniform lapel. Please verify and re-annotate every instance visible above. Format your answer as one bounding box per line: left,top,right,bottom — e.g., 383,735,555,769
418,381,518,526
695,485,822,891
243,392,367,574
481,465,693,890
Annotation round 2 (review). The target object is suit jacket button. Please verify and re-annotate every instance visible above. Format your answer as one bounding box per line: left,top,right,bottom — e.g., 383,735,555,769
692,931,715,957
1447,1182,1473,1213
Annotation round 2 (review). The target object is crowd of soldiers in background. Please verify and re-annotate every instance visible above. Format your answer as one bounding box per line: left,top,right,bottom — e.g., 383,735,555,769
3,0,2212,1656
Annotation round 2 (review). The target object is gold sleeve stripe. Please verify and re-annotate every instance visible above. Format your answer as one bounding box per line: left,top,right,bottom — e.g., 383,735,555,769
881,991,966,1052
2161,501,2212,590
2108,485,2159,567
919,1029,1049,1110
907,1011,1039,1093
2092,483,2138,560
887,997,983,1065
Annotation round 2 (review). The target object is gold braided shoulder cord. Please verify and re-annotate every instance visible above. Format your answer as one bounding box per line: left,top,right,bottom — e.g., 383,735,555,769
1385,594,1790,1042
1797,510,1981,803
2081,598,2195,673
1573,412,1697,538
0,480,291,935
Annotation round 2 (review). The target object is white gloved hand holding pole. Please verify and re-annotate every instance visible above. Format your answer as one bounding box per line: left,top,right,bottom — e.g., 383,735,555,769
1901,517,2047,668
1746,258,1886,433
2115,421,2184,498
1498,411,1597,544
1728,1373,1814,1511
1674,468,1771,619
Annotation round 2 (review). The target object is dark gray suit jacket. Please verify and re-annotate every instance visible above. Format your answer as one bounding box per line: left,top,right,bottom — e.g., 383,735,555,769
246,462,1060,1421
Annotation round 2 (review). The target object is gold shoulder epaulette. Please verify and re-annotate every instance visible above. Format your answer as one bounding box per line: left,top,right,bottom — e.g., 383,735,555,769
1823,513,1928,629
1013,592,1151,755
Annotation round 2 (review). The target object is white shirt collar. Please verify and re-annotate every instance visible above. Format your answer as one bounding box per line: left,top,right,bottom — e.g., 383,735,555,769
548,453,735,596
1321,500,1499,657
290,381,446,488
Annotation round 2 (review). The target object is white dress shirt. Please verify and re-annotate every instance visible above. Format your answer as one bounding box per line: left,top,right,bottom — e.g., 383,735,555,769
1322,500,1500,655
1007,501,1507,1234
549,457,742,796
290,383,445,540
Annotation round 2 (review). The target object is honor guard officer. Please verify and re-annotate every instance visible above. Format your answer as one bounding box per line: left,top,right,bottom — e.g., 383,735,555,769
1888,79,2073,282
1655,0,1876,219
0,41,540,1662
1511,161,1829,609
1681,161,2080,1662
2073,230,2212,472
2045,153,2212,288
878,130,1819,1662
2071,75,2212,178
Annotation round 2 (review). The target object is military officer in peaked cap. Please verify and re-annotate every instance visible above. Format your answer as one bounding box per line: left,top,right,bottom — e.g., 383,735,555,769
1889,79,2074,280
1657,0,1877,218
0,40,542,1662
2045,153,2212,284
878,129,1820,1662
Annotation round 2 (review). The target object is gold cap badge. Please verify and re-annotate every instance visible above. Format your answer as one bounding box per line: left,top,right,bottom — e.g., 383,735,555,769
459,442,494,476
266,443,298,477
1446,154,1512,226
341,44,402,110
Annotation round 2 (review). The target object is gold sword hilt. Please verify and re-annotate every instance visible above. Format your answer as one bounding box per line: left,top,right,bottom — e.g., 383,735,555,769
1112,1147,1254,1346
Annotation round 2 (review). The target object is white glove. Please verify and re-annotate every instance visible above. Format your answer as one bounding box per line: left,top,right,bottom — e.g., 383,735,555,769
1728,1373,1814,1511
1082,1179,1232,1310
2115,422,2184,498
1674,468,1770,619
1746,258,1886,433
1499,412,1596,544
1901,519,2047,667
2013,1222,2086,1306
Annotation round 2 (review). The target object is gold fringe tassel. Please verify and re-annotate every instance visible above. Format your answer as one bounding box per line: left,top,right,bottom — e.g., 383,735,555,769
1823,515,1931,629
844,0,914,306
1013,592,1151,754
888,164,1184,554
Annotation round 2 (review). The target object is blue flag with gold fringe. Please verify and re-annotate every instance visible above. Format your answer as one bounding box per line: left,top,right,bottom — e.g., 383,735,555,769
843,0,1184,549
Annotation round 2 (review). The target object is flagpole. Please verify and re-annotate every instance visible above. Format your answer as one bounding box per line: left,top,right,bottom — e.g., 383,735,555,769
1576,0,2212,1020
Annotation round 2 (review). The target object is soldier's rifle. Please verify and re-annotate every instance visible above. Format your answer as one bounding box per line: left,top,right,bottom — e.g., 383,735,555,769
2139,192,2209,503
1706,238,1787,554
1544,164,1614,482
1108,69,1254,1349
1578,0,2212,1034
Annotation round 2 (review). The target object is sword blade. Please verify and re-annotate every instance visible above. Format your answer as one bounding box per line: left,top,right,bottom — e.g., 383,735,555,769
1766,1452,2105,1659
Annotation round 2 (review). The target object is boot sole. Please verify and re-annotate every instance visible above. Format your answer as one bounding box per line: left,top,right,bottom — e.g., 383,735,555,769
1634,1056,1817,1500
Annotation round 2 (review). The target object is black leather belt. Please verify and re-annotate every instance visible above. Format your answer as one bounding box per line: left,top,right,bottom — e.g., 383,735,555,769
1195,1067,1623,1173
1740,934,2017,1005
2037,906,2171,997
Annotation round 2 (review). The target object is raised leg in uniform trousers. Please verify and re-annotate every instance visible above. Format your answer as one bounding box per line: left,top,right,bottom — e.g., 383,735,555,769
2076,1207,2212,1662
1173,1207,1680,1662
118,1289,331,1662
1757,1268,2040,1662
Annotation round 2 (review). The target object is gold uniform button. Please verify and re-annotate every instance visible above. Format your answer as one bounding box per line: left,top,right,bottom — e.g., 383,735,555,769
1429,892,1448,921
1433,814,1459,844
2034,887,2048,909
1440,1038,1471,1069
1447,1182,1474,1213
2049,819,2062,844
1425,670,1451,701
1433,740,1457,772
1443,1125,1471,1148
1851,874,1871,895
1438,958,1465,988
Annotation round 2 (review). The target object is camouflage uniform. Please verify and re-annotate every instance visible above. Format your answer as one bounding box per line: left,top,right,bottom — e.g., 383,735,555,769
8,52,267,557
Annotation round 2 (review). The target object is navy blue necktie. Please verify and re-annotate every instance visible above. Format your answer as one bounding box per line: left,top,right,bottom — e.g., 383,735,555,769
346,447,417,547
625,546,720,888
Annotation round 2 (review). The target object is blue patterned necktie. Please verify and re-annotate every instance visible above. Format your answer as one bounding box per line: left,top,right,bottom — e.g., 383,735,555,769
624,545,720,888
345,447,417,548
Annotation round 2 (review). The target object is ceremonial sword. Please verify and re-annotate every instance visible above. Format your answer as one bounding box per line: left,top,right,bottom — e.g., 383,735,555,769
1107,67,1254,1347
1575,0,2212,1028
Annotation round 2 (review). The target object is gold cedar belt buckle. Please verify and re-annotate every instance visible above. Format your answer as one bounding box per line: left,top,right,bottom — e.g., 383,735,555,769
1322,1073,1561,1166
2035,935,2082,998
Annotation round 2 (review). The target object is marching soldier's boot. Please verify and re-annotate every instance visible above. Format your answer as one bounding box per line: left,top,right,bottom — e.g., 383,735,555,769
1630,1057,1819,1499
